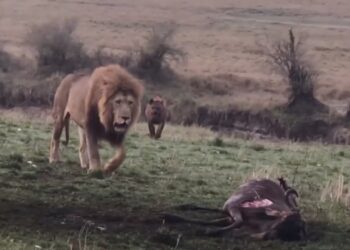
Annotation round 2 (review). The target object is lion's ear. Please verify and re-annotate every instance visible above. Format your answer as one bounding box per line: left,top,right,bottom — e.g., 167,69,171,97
102,77,110,86
101,73,114,86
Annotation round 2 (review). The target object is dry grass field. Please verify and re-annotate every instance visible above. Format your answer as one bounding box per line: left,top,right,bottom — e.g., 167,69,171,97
1,0,350,110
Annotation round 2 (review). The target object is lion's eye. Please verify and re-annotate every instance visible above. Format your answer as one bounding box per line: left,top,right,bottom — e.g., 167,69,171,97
128,100,134,105
115,100,122,105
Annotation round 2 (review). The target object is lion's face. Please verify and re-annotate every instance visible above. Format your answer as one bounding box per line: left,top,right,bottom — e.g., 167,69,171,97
110,92,137,133
94,65,143,136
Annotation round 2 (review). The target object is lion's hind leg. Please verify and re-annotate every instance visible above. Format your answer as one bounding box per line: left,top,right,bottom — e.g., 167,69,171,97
49,117,65,163
78,127,89,169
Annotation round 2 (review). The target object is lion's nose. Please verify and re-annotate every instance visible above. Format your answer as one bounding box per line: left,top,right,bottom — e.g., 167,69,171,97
121,116,130,122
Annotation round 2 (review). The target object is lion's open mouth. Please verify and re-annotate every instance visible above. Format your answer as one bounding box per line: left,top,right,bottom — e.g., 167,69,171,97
151,110,161,116
113,122,129,131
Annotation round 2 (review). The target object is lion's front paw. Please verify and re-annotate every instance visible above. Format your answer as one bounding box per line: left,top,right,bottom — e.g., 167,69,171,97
87,169,104,179
102,166,119,178
49,157,60,164
80,163,89,169
102,169,114,178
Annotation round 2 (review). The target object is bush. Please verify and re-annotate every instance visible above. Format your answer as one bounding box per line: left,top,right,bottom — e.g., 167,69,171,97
0,72,62,107
25,19,184,83
346,103,350,120
0,47,21,72
263,29,327,113
135,24,185,80
169,97,198,125
26,19,90,75
89,46,135,69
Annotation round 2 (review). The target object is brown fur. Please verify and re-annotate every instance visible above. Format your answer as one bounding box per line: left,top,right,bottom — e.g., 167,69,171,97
49,65,144,175
145,96,169,139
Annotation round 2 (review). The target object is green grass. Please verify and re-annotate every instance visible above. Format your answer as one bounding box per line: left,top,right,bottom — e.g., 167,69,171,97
0,118,350,249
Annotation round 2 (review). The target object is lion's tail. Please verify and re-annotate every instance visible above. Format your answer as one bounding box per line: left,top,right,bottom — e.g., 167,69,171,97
62,113,70,146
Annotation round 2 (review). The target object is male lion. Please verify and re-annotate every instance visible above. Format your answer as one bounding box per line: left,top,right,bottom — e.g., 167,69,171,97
49,64,144,175
145,96,169,139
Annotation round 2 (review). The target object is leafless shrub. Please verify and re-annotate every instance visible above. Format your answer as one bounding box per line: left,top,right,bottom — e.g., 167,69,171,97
0,47,21,72
136,24,185,81
346,103,350,120
26,19,90,75
169,97,198,125
89,46,135,69
94,23,186,83
262,29,326,112
0,72,62,107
